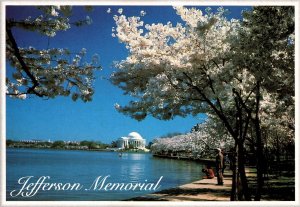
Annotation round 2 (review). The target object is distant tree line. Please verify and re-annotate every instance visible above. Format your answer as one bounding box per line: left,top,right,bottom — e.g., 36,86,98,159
6,139,110,150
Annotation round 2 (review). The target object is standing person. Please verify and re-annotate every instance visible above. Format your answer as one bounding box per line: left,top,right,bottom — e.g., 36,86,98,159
215,148,224,185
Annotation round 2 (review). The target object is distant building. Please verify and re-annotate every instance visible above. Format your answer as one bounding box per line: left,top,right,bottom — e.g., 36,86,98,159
117,132,146,149
20,139,49,143
65,140,80,145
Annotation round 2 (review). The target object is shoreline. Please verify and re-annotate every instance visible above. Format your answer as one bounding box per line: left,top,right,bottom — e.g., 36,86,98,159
6,146,150,153
126,166,295,201
125,169,232,201
153,153,215,164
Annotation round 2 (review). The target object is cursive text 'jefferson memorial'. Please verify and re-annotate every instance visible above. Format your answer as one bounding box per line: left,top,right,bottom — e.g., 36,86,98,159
117,132,146,149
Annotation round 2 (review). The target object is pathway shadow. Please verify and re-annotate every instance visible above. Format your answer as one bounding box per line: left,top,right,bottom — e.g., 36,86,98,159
125,187,231,201
157,187,231,196
125,196,168,201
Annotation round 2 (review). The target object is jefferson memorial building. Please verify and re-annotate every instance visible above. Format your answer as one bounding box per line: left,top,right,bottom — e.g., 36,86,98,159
117,132,146,149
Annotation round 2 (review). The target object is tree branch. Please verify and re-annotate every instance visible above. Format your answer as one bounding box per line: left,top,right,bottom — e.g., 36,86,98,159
206,73,225,116
232,88,256,120
6,22,45,97
182,72,236,139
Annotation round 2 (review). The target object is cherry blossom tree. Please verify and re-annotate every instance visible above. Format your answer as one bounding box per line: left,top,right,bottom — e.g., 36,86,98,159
6,6,101,101
151,118,234,158
229,6,294,200
110,6,294,200
110,6,253,199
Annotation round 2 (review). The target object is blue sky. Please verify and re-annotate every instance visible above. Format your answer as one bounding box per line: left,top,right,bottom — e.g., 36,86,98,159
6,5,251,144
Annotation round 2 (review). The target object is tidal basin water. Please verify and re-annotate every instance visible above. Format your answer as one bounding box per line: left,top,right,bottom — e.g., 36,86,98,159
6,148,204,201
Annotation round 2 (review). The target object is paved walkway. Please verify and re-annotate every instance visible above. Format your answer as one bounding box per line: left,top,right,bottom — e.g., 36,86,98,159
127,167,294,201
127,172,232,201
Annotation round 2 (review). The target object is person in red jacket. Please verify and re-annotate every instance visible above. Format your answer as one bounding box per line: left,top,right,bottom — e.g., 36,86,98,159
202,165,215,179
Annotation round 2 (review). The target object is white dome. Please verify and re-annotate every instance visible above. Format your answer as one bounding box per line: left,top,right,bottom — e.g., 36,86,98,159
118,136,128,140
128,132,143,140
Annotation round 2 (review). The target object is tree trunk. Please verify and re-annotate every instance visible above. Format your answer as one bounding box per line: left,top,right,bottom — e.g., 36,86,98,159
276,132,280,162
231,145,238,201
254,81,264,201
238,140,251,200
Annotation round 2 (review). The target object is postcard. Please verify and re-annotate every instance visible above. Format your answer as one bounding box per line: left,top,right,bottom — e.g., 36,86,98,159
1,1,298,206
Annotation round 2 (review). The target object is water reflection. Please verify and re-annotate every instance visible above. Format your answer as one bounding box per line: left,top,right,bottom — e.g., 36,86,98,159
120,154,147,182
127,153,147,160
7,149,204,201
